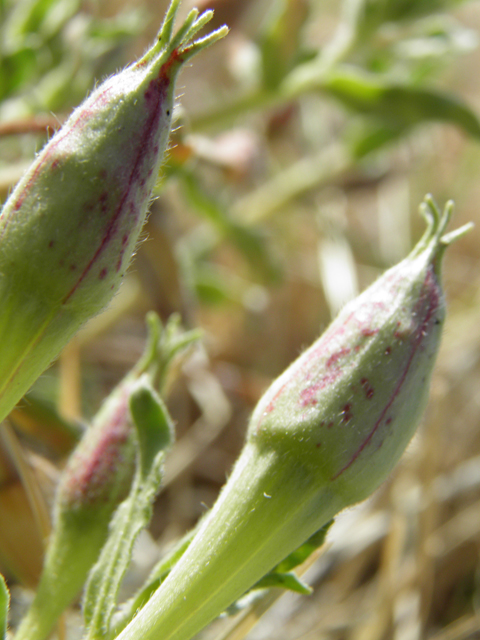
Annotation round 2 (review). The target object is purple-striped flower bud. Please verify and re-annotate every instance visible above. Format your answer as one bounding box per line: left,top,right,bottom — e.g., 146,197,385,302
14,311,199,640
13,375,137,640
114,197,472,640
0,1,227,424
248,197,462,502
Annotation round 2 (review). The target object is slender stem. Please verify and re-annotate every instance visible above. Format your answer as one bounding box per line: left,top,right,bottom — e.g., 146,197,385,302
115,443,342,640
191,1,359,132
232,143,350,225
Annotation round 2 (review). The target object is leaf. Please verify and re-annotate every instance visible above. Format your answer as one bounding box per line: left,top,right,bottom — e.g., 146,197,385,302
0,574,9,640
382,0,466,23
356,0,467,37
0,47,38,99
83,377,173,639
178,169,280,283
3,0,79,42
348,122,405,158
225,519,333,614
322,65,480,139
259,0,309,90
254,571,312,595
194,266,236,306
274,519,333,573
109,524,200,638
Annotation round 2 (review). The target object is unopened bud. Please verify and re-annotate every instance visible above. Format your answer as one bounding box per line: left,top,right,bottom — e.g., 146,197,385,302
249,197,462,501
0,0,227,424
115,197,473,640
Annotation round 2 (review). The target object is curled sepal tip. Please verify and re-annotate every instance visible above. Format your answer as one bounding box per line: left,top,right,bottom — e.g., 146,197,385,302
139,3,228,70
413,196,473,275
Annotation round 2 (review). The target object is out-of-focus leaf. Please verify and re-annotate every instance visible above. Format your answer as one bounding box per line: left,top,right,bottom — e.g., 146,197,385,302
322,65,480,139
394,18,478,63
29,58,79,111
350,123,403,158
40,0,80,39
178,169,280,283
0,574,9,640
356,0,467,37
0,47,38,99
363,15,478,80
254,571,312,595
3,0,79,44
381,0,465,23
194,265,237,307
259,0,309,90
0,0,143,116
88,10,145,43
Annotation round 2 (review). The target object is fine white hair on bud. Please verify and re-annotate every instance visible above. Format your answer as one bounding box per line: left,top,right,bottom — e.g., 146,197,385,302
0,2,228,425
114,196,472,640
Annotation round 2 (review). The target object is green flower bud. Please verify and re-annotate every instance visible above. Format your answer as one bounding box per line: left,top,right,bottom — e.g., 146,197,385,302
115,197,472,640
0,1,227,424
249,197,454,503
13,378,136,640
13,312,199,640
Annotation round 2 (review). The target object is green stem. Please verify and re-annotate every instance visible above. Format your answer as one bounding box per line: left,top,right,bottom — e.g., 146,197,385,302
232,143,350,225
115,443,343,640
191,0,359,132
13,517,109,640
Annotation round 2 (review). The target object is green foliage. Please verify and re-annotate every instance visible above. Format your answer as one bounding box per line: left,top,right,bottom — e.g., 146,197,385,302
175,167,280,283
0,0,144,114
321,65,480,156
83,377,173,639
259,0,309,90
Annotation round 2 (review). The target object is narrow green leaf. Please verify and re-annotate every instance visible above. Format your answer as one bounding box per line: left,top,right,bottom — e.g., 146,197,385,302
194,266,235,306
109,524,201,638
275,519,333,573
349,123,404,158
178,169,280,283
131,379,173,476
259,0,309,90
322,66,480,139
83,377,173,639
254,571,312,595
383,0,466,23
0,574,9,640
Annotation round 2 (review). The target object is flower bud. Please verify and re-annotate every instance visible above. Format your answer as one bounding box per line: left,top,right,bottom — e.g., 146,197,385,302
13,311,199,640
13,378,137,640
0,1,227,424
249,197,455,503
115,197,472,640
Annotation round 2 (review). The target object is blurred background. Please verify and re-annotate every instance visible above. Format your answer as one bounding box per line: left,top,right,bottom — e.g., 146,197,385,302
1,0,480,638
